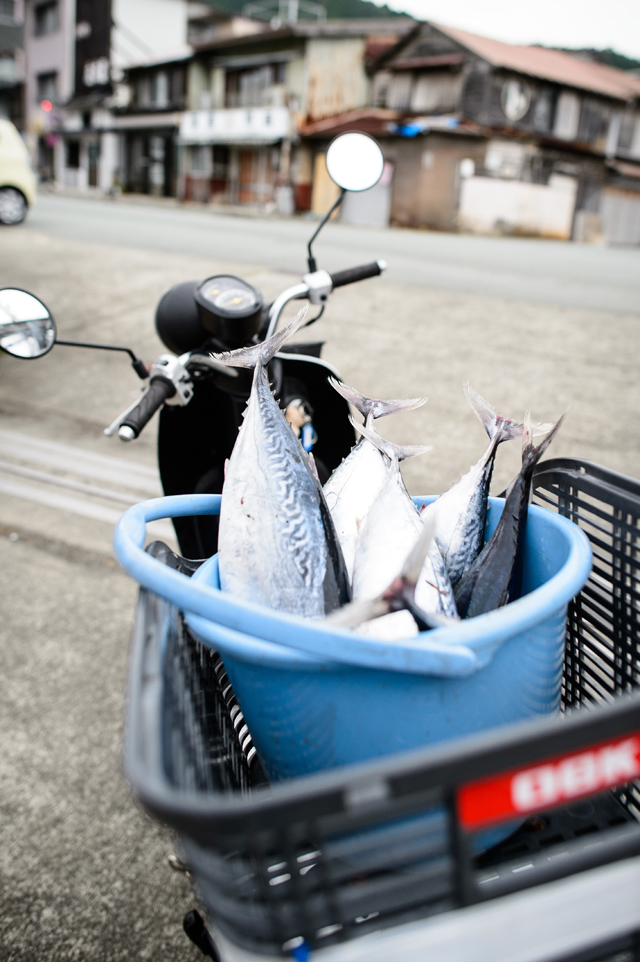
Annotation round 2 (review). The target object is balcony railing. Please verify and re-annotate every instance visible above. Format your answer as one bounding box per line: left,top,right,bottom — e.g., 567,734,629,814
179,107,291,144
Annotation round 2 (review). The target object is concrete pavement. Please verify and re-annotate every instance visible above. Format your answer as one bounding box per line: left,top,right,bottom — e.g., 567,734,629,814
1,214,640,960
28,192,640,314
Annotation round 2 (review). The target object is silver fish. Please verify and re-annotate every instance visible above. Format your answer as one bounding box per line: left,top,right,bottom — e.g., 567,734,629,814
423,384,553,587
213,309,350,618
327,510,456,636
323,379,428,581
350,421,458,621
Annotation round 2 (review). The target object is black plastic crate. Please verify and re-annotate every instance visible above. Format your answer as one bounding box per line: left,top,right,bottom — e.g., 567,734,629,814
125,459,640,957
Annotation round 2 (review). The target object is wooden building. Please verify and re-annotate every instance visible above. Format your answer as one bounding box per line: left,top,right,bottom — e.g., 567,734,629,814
173,16,413,211
358,22,640,243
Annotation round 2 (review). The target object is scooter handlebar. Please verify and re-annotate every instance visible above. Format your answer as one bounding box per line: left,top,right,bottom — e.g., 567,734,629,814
329,260,387,289
119,376,176,441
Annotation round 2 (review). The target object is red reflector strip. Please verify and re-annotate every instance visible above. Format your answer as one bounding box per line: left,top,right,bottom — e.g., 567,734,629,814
457,733,640,830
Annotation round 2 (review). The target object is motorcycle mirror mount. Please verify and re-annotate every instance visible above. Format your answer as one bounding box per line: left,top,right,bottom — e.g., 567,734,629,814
306,131,384,272
0,286,149,379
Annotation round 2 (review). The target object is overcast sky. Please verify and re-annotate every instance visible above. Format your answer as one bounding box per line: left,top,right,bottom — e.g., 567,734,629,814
375,0,640,61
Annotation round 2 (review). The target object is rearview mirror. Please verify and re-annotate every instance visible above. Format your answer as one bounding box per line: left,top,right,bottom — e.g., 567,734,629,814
326,132,385,192
0,288,56,358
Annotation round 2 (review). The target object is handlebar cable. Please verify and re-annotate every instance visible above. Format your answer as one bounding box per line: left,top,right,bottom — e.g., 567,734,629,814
307,187,346,273
56,339,149,379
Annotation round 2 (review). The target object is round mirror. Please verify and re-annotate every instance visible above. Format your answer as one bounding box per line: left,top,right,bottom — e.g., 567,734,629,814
326,132,385,192
0,288,56,358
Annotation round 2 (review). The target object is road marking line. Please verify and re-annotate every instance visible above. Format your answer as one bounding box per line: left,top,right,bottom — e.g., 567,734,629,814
0,460,141,505
0,477,175,541
0,429,161,493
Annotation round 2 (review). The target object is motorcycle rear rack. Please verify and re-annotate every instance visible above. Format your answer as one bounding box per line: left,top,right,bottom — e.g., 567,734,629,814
125,457,640,960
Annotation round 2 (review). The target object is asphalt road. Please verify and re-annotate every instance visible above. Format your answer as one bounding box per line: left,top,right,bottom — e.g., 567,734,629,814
2,207,640,961
29,192,640,315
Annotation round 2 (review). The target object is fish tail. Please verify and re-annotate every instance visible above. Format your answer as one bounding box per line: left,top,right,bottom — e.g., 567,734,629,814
330,378,427,421
463,383,554,443
522,410,565,474
210,304,308,369
349,416,432,463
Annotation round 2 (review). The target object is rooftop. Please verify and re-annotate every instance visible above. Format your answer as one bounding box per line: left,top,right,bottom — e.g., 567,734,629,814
387,22,640,103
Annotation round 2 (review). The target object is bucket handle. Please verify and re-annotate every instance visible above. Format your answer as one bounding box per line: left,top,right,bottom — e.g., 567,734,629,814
113,495,481,679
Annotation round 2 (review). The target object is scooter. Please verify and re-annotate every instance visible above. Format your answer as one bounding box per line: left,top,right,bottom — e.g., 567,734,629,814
0,131,387,558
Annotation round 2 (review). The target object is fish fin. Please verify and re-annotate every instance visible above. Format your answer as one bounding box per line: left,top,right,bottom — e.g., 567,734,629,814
211,305,308,369
329,378,427,421
522,410,565,474
349,416,432,463
463,383,554,442
307,451,320,483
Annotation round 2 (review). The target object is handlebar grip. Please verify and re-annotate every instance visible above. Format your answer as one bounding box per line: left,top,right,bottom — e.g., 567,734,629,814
119,377,176,440
329,260,386,289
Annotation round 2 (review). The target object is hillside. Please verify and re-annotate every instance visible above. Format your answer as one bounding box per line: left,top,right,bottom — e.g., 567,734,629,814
207,0,404,19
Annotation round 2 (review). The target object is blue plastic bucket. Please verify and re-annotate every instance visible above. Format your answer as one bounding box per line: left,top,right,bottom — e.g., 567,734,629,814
114,494,591,783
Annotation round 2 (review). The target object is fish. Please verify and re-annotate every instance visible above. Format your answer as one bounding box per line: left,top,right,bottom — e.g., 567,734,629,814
423,384,553,588
350,420,458,622
212,308,350,618
454,413,564,619
327,512,457,635
323,379,427,581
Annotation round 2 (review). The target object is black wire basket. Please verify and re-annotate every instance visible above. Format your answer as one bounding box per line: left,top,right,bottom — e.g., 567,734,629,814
125,459,640,959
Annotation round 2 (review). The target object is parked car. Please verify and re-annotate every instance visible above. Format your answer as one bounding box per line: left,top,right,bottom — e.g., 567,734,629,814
0,120,36,225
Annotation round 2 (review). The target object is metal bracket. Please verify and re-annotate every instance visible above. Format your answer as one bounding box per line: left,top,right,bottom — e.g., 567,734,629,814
302,269,333,306
149,354,193,406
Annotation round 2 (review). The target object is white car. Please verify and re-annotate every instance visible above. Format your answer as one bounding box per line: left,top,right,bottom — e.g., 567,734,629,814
0,119,37,225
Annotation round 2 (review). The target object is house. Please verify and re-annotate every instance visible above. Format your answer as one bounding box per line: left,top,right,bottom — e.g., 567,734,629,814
169,16,414,211
113,5,266,197
21,0,199,189
353,22,640,243
0,0,23,129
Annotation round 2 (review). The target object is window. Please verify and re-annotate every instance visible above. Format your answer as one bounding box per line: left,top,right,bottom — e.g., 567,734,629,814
66,140,80,169
225,63,286,108
155,71,169,108
212,146,229,180
532,88,555,133
553,91,581,141
0,55,16,83
189,145,208,173
34,1,59,36
171,68,185,105
135,77,149,108
36,71,57,104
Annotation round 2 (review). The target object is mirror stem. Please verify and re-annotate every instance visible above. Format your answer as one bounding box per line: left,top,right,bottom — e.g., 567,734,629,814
307,188,346,273
56,339,149,379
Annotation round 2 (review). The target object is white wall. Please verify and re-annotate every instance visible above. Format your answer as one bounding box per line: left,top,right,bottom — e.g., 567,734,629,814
601,189,640,245
111,0,189,70
459,175,578,240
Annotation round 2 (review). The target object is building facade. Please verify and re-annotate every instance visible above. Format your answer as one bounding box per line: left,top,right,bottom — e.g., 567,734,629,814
362,22,640,243
21,0,196,190
166,17,413,212
0,0,24,128
16,8,640,244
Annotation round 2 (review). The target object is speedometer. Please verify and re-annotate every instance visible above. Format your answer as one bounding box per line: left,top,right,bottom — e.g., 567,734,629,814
195,275,264,347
